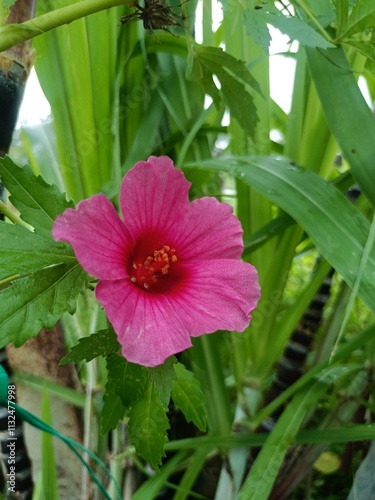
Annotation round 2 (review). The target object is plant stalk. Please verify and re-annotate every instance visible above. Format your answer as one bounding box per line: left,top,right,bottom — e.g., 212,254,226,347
0,0,132,53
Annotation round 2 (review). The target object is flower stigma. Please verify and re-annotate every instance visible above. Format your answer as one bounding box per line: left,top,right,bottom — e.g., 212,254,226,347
130,245,178,292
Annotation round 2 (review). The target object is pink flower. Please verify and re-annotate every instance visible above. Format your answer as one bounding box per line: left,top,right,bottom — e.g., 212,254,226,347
52,156,260,367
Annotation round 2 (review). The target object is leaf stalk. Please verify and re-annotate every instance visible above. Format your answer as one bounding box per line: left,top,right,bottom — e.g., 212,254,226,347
0,199,33,230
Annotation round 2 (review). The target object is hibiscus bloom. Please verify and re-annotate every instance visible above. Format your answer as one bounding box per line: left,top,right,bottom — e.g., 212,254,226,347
52,156,260,367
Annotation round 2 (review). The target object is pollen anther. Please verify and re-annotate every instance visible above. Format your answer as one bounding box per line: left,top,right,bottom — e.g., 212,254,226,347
130,244,178,291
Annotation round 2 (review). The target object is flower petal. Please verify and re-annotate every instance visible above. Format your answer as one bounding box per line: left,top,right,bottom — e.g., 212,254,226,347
120,156,190,237
95,280,193,367
96,258,260,367
52,194,131,280
173,259,260,335
173,197,245,261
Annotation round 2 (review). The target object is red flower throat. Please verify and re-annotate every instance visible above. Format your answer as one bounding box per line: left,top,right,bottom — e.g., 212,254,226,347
130,245,178,292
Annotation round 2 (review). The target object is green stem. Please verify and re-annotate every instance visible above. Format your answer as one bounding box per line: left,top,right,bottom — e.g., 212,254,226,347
0,0,131,53
107,428,123,499
0,199,32,230
293,0,334,44
82,302,100,498
0,273,22,289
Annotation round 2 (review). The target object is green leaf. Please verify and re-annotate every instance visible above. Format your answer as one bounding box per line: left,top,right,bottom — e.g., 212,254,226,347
148,356,177,407
0,262,87,347
265,12,334,48
243,212,295,256
0,0,14,26
238,377,332,499
14,371,86,408
0,156,73,238
312,0,337,28
242,170,354,255
165,423,375,451
243,8,271,53
252,323,375,429
100,379,127,435
185,156,375,315
305,46,375,210
106,353,148,407
349,441,375,499
243,8,334,49
60,329,120,365
131,452,187,500
338,0,375,39
171,362,207,432
0,221,75,281
21,121,64,191
334,0,349,35
128,382,170,469
187,45,260,138
0,157,87,346
33,2,122,201
343,39,375,62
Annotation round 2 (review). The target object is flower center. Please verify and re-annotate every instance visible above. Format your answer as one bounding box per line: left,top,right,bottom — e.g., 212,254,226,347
130,245,178,291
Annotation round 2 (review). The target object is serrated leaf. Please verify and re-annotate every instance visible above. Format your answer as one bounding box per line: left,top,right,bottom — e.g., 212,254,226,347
187,45,261,138
243,8,271,53
195,45,262,96
106,353,148,407
171,362,207,432
100,380,127,435
264,12,334,48
0,262,87,347
128,382,169,469
60,329,120,365
148,356,177,407
338,0,375,39
187,48,221,106
0,221,75,281
0,156,73,238
243,4,334,49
